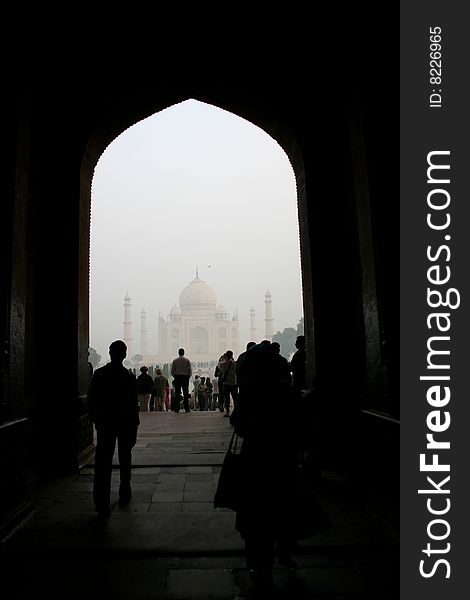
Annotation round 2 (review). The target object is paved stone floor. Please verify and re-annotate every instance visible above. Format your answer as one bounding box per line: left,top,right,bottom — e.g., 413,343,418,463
1,411,399,599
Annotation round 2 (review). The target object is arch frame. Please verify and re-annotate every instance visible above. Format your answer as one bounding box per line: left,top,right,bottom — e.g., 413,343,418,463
79,92,314,396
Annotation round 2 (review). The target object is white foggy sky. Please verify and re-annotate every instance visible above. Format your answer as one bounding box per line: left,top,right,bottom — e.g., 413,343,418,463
90,99,303,361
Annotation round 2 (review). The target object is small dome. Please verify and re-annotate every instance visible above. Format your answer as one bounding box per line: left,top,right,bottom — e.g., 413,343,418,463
179,276,217,309
216,303,227,314
169,304,181,315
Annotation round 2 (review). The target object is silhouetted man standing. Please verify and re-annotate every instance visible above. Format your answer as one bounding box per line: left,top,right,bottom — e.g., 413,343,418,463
219,349,238,418
87,340,140,517
136,365,153,411
270,341,292,386
171,348,192,412
289,335,306,392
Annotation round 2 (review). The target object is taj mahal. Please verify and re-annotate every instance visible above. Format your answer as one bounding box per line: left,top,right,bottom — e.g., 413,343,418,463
122,269,275,364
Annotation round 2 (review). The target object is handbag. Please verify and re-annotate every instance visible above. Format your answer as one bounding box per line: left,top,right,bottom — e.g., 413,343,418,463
213,429,245,511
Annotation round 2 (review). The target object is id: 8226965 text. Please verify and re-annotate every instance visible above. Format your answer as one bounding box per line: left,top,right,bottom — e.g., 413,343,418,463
429,26,442,108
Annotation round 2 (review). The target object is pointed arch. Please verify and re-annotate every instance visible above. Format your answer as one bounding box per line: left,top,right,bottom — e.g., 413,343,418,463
79,93,312,395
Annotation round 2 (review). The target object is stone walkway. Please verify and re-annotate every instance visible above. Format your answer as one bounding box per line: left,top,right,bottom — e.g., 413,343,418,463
1,411,399,599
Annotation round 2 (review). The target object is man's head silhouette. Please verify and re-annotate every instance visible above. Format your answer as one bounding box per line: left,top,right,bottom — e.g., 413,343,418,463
109,340,127,362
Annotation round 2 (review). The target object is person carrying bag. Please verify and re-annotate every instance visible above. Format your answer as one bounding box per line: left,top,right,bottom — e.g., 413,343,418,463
214,428,245,511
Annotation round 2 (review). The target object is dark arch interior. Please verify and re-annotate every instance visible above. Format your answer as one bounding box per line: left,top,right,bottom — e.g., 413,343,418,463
1,36,398,544
83,96,309,377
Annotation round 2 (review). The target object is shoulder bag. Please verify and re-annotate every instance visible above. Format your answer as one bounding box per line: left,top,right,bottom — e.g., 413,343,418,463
213,428,244,511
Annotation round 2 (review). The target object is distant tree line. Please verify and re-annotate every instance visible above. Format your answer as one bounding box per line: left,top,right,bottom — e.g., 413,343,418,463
272,316,304,359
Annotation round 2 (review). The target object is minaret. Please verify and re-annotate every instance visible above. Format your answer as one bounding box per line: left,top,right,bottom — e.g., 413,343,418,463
232,309,239,356
123,292,134,358
140,308,148,358
264,290,274,341
158,311,166,357
250,306,257,342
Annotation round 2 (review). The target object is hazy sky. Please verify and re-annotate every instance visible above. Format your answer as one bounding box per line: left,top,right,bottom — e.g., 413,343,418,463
90,99,303,360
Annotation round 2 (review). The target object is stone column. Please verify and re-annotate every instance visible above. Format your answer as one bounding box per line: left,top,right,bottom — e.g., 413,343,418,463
140,308,148,359
264,290,274,341
250,306,257,343
123,293,134,358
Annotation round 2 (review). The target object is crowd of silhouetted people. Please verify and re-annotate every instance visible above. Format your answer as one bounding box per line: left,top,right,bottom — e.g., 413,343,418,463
126,336,306,422
87,335,309,596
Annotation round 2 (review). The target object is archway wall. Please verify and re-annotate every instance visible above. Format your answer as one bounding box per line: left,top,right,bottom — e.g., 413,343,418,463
81,85,394,415
81,84,397,497
1,73,398,532
1,93,97,531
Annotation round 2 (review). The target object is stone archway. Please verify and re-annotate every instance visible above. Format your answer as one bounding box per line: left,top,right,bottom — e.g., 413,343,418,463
190,326,209,355
79,94,312,398
0,32,400,536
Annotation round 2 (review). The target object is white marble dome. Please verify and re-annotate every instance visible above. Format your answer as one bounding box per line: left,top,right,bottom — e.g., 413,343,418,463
179,276,217,309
